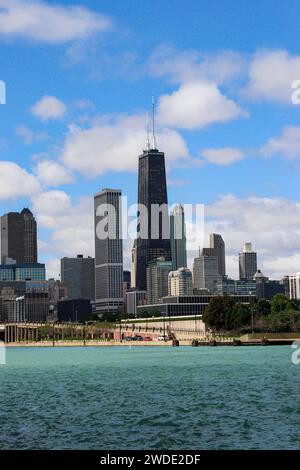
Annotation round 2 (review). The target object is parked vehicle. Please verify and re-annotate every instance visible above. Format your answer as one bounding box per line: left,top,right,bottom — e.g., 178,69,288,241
131,335,143,341
157,335,171,341
143,336,152,341
124,336,133,341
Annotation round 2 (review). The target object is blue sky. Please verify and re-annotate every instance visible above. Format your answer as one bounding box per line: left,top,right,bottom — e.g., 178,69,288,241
1,0,300,279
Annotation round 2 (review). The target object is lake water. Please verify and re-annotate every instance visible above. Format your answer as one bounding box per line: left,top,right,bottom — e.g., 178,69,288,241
0,346,299,450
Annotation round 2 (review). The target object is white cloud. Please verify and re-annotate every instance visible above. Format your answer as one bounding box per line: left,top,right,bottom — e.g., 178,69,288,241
147,45,245,85
261,126,300,160
158,81,245,130
203,195,300,279
201,147,245,165
0,0,112,43
31,191,94,262
16,125,48,145
243,49,300,104
34,159,74,187
61,114,190,177
0,161,40,200
31,95,67,121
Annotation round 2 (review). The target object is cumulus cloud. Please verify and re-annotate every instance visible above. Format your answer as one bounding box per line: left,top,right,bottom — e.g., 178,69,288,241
31,95,67,121
0,0,112,43
158,81,245,130
61,114,190,177
0,161,40,200
203,195,300,279
34,159,74,187
147,45,245,85
243,49,300,104
31,191,94,262
201,147,245,165
261,126,300,160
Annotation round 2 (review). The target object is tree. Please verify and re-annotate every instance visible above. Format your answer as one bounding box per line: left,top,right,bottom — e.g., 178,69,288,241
202,295,236,331
228,303,250,329
256,299,271,317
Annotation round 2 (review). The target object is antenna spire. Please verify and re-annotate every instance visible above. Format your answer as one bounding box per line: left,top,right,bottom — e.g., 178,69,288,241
146,112,150,151
151,96,157,150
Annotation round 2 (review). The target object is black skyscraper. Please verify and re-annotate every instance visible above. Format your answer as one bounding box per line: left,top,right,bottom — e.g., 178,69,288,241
136,145,171,290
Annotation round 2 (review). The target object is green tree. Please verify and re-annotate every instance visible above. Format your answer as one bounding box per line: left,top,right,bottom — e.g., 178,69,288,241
228,303,250,329
202,295,236,331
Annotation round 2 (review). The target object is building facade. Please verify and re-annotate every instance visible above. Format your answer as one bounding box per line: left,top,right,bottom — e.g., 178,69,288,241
168,267,193,296
289,273,300,300
57,298,92,323
0,263,45,281
146,257,172,305
131,240,137,289
94,188,123,314
170,204,187,270
239,242,257,280
202,233,226,277
125,290,147,316
61,255,95,301
193,255,220,293
136,146,171,291
1,208,37,265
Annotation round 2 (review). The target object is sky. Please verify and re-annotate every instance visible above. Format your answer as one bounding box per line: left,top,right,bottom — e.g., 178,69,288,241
1,0,300,280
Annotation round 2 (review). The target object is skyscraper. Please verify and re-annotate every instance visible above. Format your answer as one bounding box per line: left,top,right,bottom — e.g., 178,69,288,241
193,255,220,293
168,267,193,296
202,233,226,277
136,102,171,290
61,255,95,301
1,208,37,265
131,240,137,289
94,188,123,314
170,204,187,270
146,257,172,305
239,242,257,280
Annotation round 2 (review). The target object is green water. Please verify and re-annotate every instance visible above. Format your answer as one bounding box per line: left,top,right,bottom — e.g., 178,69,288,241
0,346,299,450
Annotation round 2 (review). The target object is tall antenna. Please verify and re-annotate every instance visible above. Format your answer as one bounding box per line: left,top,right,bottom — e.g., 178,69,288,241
152,95,157,149
146,112,150,151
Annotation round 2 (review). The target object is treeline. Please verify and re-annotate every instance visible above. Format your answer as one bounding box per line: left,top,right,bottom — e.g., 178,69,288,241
202,294,300,333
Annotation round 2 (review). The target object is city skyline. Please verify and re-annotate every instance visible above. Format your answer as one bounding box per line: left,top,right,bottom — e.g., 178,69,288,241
1,0,300,280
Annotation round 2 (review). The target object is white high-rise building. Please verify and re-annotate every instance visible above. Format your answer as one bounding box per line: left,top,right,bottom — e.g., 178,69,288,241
168,268,193,296
94,188,123,314
289,273,300,300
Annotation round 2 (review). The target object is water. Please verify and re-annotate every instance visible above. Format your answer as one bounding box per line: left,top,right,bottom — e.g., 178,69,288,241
0,346,299,450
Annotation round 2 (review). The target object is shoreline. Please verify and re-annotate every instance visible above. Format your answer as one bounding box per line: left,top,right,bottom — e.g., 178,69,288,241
5,339,297,347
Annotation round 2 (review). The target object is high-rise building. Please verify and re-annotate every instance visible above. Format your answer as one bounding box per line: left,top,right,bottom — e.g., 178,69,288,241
168,267,193,296
193,255,220,293
146,257,172,305
289,273,300,300
94,188,123,314
125,290,147,316
136,105,171,291
1,208,37,265
131,240,137,288
202,233,226,277
61,255,95,301
170,204,187,270
239,242,257,280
